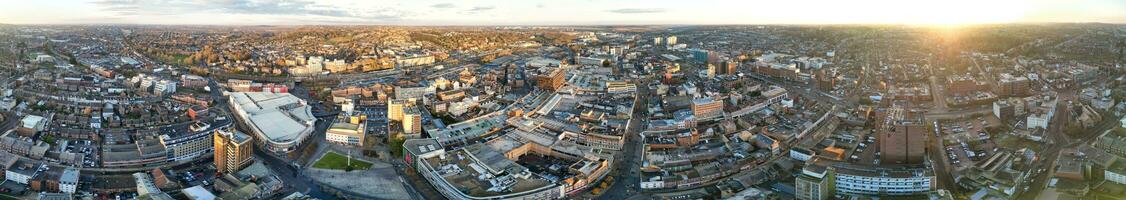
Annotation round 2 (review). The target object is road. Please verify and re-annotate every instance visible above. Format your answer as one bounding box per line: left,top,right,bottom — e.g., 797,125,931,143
927,120,962,197
1014,84,1110,199
597,77,651,200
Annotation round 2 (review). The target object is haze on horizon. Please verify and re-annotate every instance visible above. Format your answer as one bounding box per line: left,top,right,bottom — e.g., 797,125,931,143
2,0,1125,26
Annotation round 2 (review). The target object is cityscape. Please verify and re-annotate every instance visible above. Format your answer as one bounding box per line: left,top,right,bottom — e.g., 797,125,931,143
1,1,1126,200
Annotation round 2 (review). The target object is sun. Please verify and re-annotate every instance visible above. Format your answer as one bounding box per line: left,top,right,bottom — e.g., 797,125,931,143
907,0,1029,25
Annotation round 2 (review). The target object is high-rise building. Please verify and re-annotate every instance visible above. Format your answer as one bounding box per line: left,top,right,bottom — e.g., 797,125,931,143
691,49,710,64
666,36,677,45
722,60,738,75
402,107,423,135
653,37,663,45
388,99,407,121
796,167,832,200
214,129,253,174
705,63,716,78
879,122,926,164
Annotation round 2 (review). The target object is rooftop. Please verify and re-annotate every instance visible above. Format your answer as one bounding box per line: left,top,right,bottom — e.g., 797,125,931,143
229,92,315,143
423,144,553,197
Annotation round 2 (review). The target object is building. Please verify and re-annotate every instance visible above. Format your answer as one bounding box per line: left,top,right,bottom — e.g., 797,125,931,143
101,139,167,168
395,85,436,100
796,166,832,200
134,172,175,200
996,74,1030,97
182,186,217,200
153,80,177,96
290,56,324,76
879,122,927,164
214,129,253,174
6,160,38,184
403,107,423,135
180,75,208,88
604,81,636,94
1095,131,1126,157
537,68,567,91
159,127,216,161
405,142,565,200
388,99,407,121
228,92,316,154
993,100,1015,121
665,36,677,45
1026,110,1051,130
326,116,367,146
946,75,978,95
59,168,79,194
17,115,48,137
692,97,724,120
800,159,935,197
722,60,738,75
396,55,436,67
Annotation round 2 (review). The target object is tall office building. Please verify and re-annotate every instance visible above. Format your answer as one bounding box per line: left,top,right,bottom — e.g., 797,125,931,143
403,107,423,135
214,129,253,174
796,167,832,200
879,122,926,164
388,99,407,121
723,60,738,75
705,63,716,78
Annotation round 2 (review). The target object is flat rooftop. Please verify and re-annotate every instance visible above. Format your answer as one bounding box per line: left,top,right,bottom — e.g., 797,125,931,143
423,144,552,197
229,92,315,143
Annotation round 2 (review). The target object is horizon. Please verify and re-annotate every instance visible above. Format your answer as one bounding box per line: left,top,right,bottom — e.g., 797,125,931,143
2,0,1126,26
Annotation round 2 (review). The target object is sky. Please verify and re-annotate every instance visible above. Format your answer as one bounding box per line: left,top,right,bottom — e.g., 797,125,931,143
0,0,1124,25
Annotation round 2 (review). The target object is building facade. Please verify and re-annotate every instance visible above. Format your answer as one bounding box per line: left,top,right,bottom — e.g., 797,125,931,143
214,129,253,174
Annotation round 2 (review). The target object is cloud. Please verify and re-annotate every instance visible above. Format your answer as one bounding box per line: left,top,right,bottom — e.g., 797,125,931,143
90,0,409,21
431,3,456,9
606,8,667,14
457,6,495,15
467,6,495,12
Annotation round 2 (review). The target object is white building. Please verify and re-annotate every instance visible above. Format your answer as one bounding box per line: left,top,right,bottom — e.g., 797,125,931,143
5,161,38,184
228,92,316,154
640,176,665,189
20,115,48,133
800,160,936,197
59,168,79,193
326,117,366,146
395,85,436,100
1027,112,1051,129
665,36,677,45
396,55,435,67
290,56,325,76
154,80,177,96
35,54,53,63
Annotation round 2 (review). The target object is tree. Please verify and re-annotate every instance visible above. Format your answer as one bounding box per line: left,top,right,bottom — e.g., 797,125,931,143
389,135,406,157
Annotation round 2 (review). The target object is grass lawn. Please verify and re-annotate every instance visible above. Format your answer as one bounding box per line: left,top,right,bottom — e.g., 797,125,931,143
312,151,373,171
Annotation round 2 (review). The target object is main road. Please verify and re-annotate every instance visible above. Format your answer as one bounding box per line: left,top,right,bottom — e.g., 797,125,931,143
597,76,651,200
